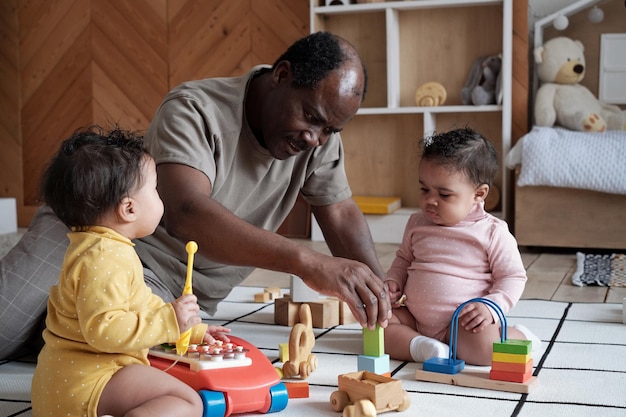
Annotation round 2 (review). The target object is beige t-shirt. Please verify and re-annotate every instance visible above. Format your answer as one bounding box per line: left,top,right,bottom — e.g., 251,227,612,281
136,65,351,314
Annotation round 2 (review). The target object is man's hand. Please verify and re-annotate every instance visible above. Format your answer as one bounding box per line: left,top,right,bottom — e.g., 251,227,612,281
299,256,392,330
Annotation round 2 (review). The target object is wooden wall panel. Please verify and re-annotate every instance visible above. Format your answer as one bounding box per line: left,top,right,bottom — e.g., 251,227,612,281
0,0,309,226
168,0,308,86
0,0,20,200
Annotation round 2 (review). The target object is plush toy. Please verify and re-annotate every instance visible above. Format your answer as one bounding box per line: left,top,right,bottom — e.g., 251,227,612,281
534,36,626,132
461,55,502,106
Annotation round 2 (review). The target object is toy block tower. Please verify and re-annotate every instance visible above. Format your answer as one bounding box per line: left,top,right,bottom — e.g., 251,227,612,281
358,325,390,375
490,339,533,383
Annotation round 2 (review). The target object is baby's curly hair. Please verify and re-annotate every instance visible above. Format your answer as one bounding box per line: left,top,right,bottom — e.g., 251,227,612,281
40,125,150,229
272,31,368,100
421,127,498,186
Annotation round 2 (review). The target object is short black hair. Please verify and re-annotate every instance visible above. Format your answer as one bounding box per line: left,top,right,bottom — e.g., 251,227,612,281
272,31,368,100
421,127,498,186
40,125,150,229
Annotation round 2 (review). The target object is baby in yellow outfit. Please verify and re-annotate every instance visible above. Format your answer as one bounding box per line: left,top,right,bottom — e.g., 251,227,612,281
31,126,229,417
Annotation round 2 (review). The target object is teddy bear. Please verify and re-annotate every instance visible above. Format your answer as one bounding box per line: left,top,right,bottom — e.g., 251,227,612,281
534,36,626,132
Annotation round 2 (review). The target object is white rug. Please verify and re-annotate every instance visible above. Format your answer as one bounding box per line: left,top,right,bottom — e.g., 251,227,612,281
2,287,625,417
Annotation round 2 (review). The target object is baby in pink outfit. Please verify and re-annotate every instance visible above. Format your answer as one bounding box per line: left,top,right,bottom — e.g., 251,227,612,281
384,128,540,366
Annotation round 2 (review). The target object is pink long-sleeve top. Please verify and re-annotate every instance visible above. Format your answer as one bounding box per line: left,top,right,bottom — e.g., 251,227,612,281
385,203,527,341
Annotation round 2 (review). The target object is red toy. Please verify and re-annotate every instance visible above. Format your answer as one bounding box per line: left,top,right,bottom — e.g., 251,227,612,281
149,335,288,417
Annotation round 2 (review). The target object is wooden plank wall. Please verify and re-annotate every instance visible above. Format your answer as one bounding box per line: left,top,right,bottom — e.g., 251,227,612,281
0,0,309,226
1,0,531,228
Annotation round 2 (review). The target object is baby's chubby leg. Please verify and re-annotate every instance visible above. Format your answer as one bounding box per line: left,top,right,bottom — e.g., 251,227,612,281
97,364,203,417
384,307,449,362
455,324,542,366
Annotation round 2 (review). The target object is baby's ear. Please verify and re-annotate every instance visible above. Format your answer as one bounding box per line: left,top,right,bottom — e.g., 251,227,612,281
475,184,490,202
117,197,136,222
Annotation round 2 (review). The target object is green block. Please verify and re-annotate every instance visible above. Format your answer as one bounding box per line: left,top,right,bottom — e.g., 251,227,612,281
363,325,384,357
493,339,532,354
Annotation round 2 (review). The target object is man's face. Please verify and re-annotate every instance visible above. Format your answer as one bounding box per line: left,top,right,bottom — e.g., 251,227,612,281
260,62,364,160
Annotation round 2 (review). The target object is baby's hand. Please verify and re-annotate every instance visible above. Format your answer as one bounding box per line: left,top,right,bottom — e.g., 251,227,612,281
171,294,201,333
384,280,404,307
458,302,494,333
203,326,231,344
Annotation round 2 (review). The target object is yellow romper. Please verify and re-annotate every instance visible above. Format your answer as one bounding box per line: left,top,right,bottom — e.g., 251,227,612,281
31,226,206,417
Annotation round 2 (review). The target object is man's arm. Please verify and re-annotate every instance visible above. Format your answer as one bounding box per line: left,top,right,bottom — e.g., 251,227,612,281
310,199,385,278
157,163,390,329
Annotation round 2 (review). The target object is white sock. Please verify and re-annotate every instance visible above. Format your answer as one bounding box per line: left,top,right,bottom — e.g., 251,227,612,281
513,324,542,352
409,335,449,362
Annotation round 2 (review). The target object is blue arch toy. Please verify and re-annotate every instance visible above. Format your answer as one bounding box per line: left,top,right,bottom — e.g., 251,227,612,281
422,297,507,375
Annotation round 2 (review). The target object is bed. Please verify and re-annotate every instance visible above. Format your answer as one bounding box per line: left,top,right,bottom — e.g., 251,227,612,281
506,126,626,249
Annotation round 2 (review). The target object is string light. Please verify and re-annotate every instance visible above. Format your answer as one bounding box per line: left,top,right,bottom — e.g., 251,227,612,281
588,5,604,23
553,14,569,30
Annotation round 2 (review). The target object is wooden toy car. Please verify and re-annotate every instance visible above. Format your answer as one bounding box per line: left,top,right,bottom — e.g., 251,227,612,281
149,335,288,417
330,371,410,417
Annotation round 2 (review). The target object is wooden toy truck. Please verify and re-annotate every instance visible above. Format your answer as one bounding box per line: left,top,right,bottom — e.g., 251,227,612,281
330,371,410,417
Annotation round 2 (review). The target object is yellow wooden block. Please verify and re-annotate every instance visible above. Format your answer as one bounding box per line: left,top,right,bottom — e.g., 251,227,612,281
492,351,532,364
279,342,289,362
353,196,401,214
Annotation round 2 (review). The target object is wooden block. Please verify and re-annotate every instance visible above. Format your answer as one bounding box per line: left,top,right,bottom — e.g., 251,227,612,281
274,295,300,326
363,325,384,357
274,295,340,328
492,351,532,364
490,369,533,383
254,292,271,302
333,298,359,325
353,196,401,214
264,286,282,300
357,354,390,374
290,274,320,302
415,367,539,394
491,360,532,374
278,343,289,362
422,357,465,374
493,339,531,355
284,381,310,398
308,298,340,328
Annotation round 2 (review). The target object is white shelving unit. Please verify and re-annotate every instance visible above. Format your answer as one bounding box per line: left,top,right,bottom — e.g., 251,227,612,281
310,0,513,242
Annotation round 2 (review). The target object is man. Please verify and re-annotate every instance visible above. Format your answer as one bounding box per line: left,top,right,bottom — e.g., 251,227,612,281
0,32,390,360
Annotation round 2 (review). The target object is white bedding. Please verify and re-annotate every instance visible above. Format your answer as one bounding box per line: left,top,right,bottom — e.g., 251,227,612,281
505,126,626,195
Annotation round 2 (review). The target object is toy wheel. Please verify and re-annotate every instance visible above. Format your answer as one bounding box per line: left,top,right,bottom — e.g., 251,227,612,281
330,390,350,412
343,404,356,417
396,390,411,412
266,382,289,413
308,353,318,372
343,399,376,417
299,361,312,379
198,389,226,417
